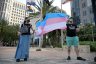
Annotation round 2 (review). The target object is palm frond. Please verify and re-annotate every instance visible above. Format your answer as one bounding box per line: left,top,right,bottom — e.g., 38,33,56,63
30,0,67,18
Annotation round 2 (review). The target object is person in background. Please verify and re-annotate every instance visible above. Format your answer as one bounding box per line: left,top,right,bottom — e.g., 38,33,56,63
15,17,34,62
66,18,86,61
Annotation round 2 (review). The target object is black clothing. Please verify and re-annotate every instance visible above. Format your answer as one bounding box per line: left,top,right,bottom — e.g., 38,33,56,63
21,24,31,35
66,24,77,37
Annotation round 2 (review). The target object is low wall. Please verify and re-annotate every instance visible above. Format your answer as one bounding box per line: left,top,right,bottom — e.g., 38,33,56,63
63,45,90,53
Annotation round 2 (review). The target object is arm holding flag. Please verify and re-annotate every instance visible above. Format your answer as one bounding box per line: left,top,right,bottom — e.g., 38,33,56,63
62,0,72,4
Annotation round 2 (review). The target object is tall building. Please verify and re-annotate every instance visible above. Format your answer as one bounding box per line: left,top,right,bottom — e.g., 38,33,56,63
0,0,14,23
71,0,80,25
10,1,27,25
0,0,30,25
91,0,96,25
71,0,95,25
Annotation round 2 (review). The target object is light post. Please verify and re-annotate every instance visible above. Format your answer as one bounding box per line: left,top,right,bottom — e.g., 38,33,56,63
91,22,95,43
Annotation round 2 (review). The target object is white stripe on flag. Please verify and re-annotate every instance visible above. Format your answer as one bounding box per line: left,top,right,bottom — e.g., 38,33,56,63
43,22,66,32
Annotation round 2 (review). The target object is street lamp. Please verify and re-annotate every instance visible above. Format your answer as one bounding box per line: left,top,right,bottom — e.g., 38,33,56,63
91,22,95,43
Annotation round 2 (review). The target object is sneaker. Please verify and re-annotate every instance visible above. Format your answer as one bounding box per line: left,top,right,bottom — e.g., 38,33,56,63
77,57,86,61
24,58,27,61
67,56,71,60
16,59,20,62
94,57,96,62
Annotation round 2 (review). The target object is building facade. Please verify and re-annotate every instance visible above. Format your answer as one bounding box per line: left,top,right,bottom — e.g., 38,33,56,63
10,1,27,25
91,0,96,25
71,0,95,25
71,0,80,25
0,0,29,25
0,0,14,23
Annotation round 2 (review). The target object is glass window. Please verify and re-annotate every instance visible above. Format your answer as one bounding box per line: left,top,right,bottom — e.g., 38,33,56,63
10,22,12,24
16,3,17,7
90,8,93,14
82,2,86,8
3,3,6,11
83,11,87,16
13,3,15,7
6,0,8,2
84,11,86,16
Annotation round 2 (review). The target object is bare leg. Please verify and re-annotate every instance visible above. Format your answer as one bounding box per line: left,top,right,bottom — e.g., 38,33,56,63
74,46,86,61
68,46,71,56
67,46,71,60
74,46,79,57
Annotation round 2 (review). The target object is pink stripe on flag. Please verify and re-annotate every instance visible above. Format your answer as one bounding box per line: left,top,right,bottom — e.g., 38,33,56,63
42,26,67,34
46,17,68,25
42,21,67,34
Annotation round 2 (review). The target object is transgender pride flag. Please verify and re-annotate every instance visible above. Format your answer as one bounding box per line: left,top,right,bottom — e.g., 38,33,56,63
36,13,68,35
36,20,46,35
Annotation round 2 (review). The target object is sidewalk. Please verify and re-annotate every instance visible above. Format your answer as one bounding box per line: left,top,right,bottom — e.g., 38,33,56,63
0,47,96,64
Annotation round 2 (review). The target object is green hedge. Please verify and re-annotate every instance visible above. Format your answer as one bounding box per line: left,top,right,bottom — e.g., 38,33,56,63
90,42,96,52
80,41,96,52
79,41,91,45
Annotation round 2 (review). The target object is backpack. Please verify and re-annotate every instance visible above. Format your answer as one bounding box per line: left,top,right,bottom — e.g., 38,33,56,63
20,24,29,34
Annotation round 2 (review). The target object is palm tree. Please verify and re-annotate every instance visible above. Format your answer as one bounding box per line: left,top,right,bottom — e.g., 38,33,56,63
30,0,67,48
30,0,66,18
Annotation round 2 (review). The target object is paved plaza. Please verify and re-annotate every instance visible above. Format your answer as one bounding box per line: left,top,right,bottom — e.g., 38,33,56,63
0,47,96,64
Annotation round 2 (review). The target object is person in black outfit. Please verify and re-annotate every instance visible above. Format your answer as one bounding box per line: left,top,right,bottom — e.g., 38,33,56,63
66,18,86,61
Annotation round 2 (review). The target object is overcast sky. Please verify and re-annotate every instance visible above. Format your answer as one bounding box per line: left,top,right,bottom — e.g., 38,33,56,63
16,0,71,16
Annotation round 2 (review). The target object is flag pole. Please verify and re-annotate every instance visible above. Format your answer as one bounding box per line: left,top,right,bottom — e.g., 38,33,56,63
37,0,43,51
61,0,64,50
91,22,94,43
25,0,27,17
